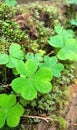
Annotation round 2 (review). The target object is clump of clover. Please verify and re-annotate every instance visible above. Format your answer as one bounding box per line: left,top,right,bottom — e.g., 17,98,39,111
48,25,77,61
0,26,77,128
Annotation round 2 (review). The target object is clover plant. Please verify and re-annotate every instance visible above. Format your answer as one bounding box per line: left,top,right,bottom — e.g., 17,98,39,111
39,56,64,78
25,53,64,77
48,26,77,61
25,53,43,65
0,43,24,68
11,60,53,100
0,94,24,128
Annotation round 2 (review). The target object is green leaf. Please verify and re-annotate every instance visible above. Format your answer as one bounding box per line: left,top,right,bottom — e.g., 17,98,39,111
34,80,52,93
25,60,38,77
22,79,37,100
7,57,23,68
0,54,9,64
11,78,37,100
0,94,16,109
25,53,34,60
5,0,17,6
15,61,27,76
11,78,26,93
6,43,24,68
0,94,24,128
25,53,43,65
35,53,43,62
57,39,77,61
34,67,53,81
55,25,74,38
12,68,19,76
16,60,38,77
52,63,64,77
48,26,76,61
7,104,24,127
62,29,74,39
44,56,58,65
11,60,52,100
55,25,64,34
48,35,64,48
40,56,64,77
0,109,5,128
9,44,24,60
0,44,24,67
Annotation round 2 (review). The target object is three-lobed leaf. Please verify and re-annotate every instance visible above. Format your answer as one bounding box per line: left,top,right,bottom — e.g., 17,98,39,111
48,26,77,61
48,26,74,48
0,44,24,68
0,94,24,128
11,60,53,100
25,53,43,65
40,56,64,77
6,43,24,68
9,44,24,60
57,39,77,60
54,25,74,38
48,35,64,48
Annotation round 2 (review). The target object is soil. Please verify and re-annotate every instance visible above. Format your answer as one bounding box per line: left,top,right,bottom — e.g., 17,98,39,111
64,82,77,130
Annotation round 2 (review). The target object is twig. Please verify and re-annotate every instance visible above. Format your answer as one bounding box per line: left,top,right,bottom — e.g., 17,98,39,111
23,115,77,126
0,84,10,88
47,51,54,56
2,84,9,88
23,115,56,123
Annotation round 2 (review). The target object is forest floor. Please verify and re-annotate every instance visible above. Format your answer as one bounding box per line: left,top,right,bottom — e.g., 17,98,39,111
1,0,77,130
15,1,77,130
14,0,77,130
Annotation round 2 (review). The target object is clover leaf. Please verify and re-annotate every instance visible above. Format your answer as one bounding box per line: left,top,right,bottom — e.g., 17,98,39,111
57,39,77,61
0,54,9,64
40,56,64,77
0,44,24,68
25,53,43,65
0,94,24,128
48,35,64,48
6,43,24,68
11,60,53,100
48,26,77,61
48,26,74,48
54,25,74,38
